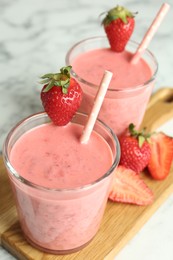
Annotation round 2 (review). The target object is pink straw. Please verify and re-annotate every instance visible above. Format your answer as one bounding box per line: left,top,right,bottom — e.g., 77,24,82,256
80,70,113,144
131,3,170,64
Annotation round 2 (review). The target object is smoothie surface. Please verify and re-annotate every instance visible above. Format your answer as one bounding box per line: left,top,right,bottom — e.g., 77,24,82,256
72,48,152,89
10,122,113,189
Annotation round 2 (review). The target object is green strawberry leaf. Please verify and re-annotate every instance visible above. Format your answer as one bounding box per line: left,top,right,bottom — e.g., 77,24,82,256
54,79,70,94
43,79,55,92
102,5,135,25
40,78,51,84
40,73,54,79
138,135,145,148
60,66,72,76
40,66,72,94
128,123,152,148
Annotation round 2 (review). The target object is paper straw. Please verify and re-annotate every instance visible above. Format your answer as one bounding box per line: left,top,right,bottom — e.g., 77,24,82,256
80,70,113,144
131,3,170,64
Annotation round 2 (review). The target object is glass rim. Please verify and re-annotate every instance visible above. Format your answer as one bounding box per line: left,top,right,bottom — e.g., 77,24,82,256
65,35,158,92
3,111,120,193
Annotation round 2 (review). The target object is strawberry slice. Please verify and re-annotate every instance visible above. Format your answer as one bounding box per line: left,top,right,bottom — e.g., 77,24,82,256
148,132,173,180
109,165,154,205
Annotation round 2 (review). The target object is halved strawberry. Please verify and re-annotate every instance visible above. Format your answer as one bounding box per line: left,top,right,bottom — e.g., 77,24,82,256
147,132,173,180
109,165,154,205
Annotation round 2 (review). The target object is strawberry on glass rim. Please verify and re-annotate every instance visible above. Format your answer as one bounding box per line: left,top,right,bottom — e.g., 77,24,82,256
102,5,136,52
40,66,83,126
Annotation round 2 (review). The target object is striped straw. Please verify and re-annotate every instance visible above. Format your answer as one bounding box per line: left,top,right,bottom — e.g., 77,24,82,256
80,70,113,144
131,3,170,64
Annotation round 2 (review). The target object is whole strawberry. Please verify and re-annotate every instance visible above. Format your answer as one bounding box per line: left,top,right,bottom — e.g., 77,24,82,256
102,5,136,52
119,124,151,173
40,66,83,126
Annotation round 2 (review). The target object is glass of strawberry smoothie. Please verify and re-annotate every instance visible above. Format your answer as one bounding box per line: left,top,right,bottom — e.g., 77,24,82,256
65,36,158,137
3,112,120,254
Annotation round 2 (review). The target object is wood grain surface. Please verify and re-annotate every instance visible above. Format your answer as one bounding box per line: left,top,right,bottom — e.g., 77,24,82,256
0,88,173,260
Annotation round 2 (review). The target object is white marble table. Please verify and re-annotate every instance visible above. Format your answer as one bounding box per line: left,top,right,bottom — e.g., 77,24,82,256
0,0,173,259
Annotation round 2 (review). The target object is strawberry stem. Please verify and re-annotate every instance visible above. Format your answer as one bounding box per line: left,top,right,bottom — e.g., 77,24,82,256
128,123,151,148
102,5,135,25
40,66,72,94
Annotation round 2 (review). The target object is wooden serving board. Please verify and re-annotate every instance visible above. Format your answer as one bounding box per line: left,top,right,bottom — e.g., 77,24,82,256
1,87,173,260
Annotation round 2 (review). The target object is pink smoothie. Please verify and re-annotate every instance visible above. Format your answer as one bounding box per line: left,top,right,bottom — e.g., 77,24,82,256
9,121,115,252
71,47,156,136
10,122,113,188
72,48,152,89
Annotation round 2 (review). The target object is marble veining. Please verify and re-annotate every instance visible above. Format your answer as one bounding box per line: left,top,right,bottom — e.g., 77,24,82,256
0,0,173,259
